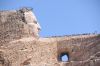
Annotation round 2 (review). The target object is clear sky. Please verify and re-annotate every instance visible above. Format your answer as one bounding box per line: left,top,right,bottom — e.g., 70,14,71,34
0,0,100,37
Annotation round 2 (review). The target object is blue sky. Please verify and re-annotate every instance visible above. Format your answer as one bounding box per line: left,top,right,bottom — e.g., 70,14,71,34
0,0,100,37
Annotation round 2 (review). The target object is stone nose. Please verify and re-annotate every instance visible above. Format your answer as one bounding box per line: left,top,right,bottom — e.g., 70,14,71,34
37,27,41,31
37,22,41,31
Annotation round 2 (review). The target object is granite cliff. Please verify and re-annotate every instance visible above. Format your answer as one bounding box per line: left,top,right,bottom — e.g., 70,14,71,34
0,8,100,66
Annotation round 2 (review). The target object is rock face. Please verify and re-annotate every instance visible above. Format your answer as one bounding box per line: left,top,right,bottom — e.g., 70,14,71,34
0,8,100,66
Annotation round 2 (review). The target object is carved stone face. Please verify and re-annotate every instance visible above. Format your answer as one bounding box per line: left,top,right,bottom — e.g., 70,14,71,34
24,11,41,37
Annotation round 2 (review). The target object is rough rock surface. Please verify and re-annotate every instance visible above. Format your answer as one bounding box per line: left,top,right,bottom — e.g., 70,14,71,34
0,8,100,66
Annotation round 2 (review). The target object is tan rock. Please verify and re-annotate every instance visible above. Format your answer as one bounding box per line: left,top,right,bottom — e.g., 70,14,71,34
0,8,100,66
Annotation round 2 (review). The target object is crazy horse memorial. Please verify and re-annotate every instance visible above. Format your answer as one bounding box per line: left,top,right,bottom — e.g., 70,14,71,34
0,8,100,66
